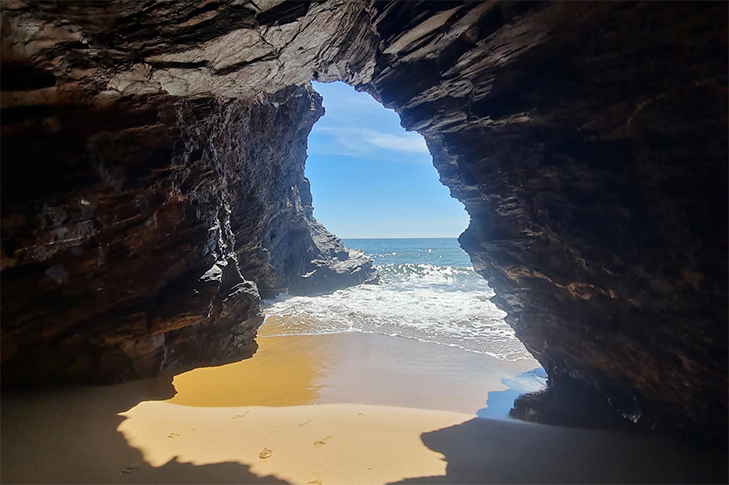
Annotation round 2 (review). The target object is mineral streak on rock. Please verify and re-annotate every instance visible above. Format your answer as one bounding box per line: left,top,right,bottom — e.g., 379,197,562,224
1,0,726,439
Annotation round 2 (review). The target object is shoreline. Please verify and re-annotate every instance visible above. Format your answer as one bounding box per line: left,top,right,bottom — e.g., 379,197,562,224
168,331,542,415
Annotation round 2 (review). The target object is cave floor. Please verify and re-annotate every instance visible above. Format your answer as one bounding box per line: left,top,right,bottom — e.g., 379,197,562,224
2,333,726,484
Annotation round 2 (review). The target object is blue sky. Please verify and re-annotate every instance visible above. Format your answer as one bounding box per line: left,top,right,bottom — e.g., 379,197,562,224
305,81,469,238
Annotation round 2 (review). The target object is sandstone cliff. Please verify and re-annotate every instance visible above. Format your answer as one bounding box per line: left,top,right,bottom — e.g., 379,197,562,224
1,1,726,439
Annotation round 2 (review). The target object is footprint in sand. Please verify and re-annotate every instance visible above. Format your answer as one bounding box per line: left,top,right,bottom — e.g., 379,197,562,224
259,448,273,459
233,411,250,420
298,420,310,427
307,472,322,485
167,428,196,438
313,436,333,447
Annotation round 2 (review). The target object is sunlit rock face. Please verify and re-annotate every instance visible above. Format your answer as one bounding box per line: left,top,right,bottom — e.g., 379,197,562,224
1,1,726,437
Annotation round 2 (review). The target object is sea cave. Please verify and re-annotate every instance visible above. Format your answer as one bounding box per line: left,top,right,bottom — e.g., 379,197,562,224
1,1,727,483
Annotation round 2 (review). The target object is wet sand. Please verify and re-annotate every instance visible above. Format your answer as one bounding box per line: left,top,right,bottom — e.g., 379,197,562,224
2,332,726,484
168,332,541,414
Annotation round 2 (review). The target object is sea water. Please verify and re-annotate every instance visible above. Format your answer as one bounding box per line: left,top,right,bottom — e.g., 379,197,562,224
262,238,534,362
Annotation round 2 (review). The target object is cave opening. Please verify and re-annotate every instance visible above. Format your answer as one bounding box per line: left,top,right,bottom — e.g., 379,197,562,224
237,80,546,417
150,79,545,416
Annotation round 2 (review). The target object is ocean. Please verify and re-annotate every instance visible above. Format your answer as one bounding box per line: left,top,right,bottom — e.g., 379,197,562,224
262,238,533,362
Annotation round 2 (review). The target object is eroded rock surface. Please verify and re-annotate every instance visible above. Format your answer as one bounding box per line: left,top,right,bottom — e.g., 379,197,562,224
1,77,372,385
1,0,726,439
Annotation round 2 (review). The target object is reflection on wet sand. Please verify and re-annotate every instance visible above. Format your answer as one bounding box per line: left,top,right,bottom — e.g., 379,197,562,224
169,335,328,407
168,330,540,414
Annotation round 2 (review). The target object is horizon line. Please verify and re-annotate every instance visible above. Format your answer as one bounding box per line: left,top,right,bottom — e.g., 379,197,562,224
340,236,463,240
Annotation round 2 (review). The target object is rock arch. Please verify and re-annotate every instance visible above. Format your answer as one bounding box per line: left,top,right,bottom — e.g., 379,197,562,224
1,1,726,438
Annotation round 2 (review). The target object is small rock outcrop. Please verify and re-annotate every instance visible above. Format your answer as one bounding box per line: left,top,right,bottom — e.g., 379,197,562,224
1,0,726,441
286,220,376,296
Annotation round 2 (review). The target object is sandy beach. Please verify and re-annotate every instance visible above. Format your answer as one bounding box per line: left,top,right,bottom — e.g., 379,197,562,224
119,402,471,484
2,332,726,484
168,331,541,414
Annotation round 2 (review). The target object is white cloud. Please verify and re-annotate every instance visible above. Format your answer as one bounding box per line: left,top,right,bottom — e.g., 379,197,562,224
367,132,429,154
310,127,430,158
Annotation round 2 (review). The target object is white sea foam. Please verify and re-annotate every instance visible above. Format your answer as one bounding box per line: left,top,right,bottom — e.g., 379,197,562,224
263,262,533,361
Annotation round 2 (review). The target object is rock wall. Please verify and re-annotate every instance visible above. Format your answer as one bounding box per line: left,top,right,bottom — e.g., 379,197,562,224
364,2,728,437
1,0,726,437
1,76,371,385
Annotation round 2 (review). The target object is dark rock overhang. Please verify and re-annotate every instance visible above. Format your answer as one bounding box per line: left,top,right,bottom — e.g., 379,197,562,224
1,1,726,441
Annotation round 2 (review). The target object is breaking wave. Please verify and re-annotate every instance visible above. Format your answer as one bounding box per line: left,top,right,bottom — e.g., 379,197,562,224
262,239,533,361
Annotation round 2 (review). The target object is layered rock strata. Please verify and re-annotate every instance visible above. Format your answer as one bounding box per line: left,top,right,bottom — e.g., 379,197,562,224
1,78,372,385
1,0,726,439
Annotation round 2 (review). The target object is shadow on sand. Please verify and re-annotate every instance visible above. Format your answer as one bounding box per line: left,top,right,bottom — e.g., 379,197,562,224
1,376,290,484
391,367,727,484
4,370,726,484
390,416,728,484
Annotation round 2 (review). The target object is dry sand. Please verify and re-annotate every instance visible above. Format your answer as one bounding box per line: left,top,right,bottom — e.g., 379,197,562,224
119,401,471,485
2,332,726,484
